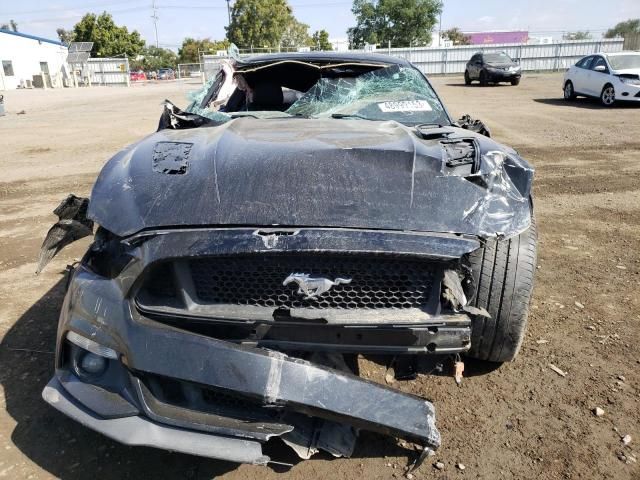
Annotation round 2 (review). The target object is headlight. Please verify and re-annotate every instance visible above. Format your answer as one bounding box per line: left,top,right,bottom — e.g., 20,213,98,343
619,76,640,86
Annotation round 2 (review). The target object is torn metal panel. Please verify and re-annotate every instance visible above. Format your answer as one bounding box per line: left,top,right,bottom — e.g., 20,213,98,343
456,114,491,137
36,194,93,274
152,142,193,175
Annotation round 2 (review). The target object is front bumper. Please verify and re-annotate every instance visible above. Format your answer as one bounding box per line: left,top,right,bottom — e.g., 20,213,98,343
486,69,521,82
43,265,442,462
43,376,270,464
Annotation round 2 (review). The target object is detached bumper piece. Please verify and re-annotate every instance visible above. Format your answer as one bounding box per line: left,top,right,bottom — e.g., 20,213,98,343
44,328,440,464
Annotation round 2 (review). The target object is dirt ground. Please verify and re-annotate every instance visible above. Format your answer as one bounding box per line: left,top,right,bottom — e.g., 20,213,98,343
0,73,638,480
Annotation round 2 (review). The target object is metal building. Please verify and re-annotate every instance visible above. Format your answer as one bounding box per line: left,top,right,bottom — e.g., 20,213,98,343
0,29,69,90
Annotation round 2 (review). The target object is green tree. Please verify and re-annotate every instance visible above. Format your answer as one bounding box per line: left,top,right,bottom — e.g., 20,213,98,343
178,38,229,63
442,27,470,45
72,12,145,57
281,19,311,49
1,19,18,32
226,0,293,49
311,30,333,51
56,28,74,44
347,0,442,48
562,31,592,41
131,46,178,71
604,18,640,38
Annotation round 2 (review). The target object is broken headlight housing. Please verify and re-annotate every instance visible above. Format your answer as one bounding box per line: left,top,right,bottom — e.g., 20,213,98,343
82,227,132,278
619,75,640,86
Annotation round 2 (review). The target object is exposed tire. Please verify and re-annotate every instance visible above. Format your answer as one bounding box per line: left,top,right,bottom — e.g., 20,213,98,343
564,80,576,100
511,77,521,86
479,70,488,86
464,70,472,85
466,214,538,362
600,84,616,106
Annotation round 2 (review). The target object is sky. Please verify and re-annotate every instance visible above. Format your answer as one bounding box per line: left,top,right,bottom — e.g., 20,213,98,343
1,0,638,49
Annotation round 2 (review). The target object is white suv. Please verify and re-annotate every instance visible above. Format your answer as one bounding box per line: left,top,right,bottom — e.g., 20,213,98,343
563,52,640,106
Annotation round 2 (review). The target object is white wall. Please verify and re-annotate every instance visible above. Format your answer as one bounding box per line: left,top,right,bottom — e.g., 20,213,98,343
0,31,68,90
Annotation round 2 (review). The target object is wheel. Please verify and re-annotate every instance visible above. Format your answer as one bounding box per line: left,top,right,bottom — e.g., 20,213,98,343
464,70,471,85
511,77,520,86
600,84,616,106
479,70,488,86
563,81,576,100
466,214,538,362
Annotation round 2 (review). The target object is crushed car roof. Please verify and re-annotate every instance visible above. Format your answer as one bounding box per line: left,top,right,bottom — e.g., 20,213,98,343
236,51,410,67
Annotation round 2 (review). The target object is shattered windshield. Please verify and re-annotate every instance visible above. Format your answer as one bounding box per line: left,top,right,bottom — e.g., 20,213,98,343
286,65,449,126
184,63,449,127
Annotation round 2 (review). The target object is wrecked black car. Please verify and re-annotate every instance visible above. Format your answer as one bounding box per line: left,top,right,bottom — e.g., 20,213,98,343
39,52,536,465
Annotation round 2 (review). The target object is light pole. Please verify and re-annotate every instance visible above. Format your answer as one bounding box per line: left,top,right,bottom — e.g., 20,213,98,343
438,1,443,46
151,0,159,48
226,0,231,27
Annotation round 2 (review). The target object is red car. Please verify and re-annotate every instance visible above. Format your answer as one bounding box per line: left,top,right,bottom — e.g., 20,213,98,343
130,70,147,82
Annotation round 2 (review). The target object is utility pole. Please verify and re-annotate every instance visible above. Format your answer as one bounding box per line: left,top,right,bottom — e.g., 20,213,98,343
226,0,231,27
438,1,443,46
151,0,159,48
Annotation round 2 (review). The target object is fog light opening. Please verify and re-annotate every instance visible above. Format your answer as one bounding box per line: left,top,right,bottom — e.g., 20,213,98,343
79,352,107,375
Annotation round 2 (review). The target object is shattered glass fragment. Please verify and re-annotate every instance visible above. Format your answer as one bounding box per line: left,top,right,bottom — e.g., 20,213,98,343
286,65,448,125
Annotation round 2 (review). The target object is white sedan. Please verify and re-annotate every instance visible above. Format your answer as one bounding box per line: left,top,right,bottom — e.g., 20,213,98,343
563,52,640,106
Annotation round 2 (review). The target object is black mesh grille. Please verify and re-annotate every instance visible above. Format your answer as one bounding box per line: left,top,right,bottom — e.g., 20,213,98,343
188,254,437,309
144,263,177,298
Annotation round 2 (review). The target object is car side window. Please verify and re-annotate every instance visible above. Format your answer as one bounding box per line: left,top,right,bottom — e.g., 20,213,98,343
591,56,609,73
577,56,593,69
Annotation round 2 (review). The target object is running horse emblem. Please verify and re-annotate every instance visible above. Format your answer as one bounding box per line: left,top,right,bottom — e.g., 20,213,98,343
283,273,352,300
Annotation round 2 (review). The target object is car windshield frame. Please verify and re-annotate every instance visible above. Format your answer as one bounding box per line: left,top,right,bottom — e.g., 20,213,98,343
607,54,640,70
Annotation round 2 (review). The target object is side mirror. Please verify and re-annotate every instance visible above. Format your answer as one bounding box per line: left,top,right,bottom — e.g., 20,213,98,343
594,65,606,72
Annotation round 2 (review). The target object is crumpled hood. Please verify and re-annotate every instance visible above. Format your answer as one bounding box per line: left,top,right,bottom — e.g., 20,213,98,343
88,118,533,238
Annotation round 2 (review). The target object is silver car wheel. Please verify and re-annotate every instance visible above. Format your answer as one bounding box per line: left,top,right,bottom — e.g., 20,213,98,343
601,86,615,106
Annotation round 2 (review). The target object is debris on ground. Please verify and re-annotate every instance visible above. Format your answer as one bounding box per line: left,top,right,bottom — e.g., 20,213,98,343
593,407,605,417
574,301,585,309
622,434,632,446
548,364,567,377
434,461,445,470
457,462,466,470
536,339,549,344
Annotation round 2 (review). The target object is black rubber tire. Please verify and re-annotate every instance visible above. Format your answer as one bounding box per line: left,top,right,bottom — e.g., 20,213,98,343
479,70,488,86
564,80,576,100
466,215,538,362
464,70,472,85
511,77,520,86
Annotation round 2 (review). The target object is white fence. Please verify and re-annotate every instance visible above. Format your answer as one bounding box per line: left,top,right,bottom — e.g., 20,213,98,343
381,39,625,75
87,58,130,86
207,39,625,78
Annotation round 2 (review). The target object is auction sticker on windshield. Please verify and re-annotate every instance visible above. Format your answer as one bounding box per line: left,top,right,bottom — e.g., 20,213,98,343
378,100,432,112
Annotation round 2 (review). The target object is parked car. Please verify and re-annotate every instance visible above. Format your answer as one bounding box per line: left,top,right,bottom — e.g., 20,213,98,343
563,51,640,106
38,52,536,464
129,70,146,82
158,67,175,80
465,51,522,86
